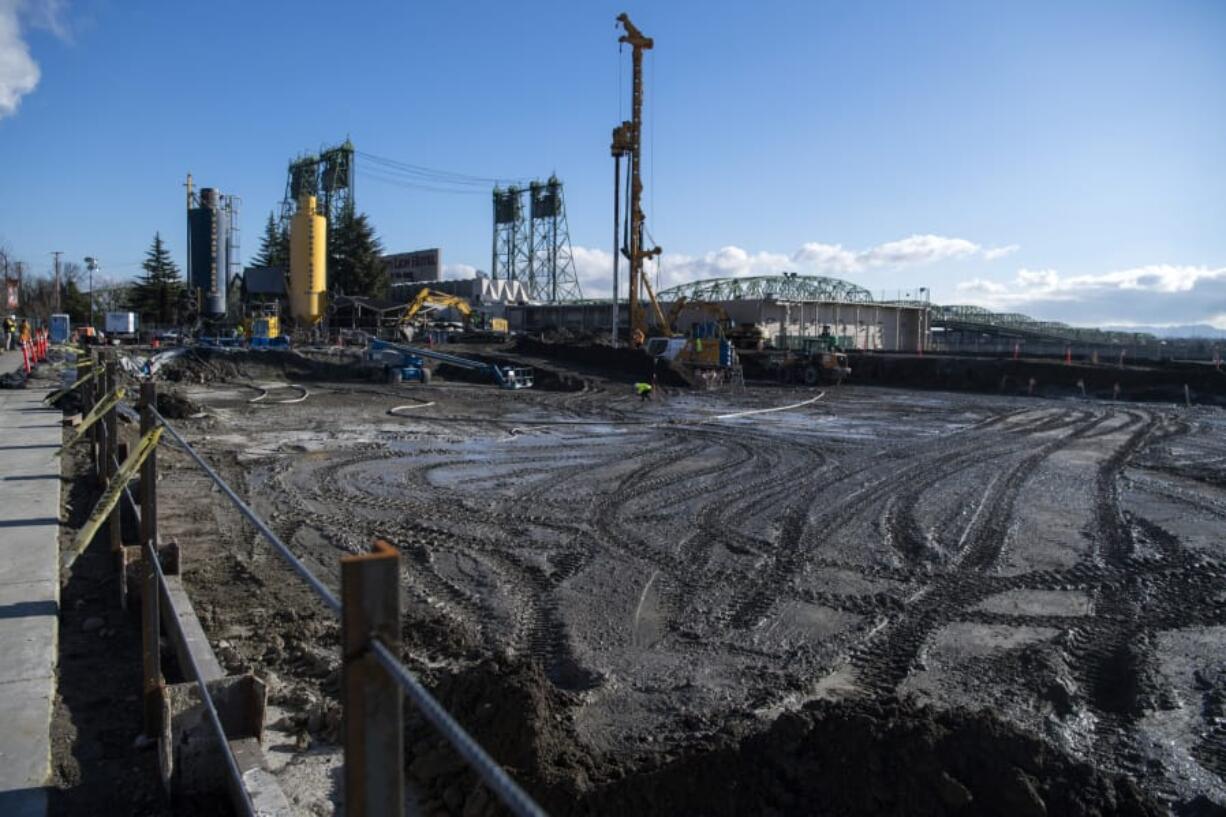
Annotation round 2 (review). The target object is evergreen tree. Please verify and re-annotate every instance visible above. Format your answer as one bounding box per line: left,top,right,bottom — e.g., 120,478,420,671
328,211,387,298
251,212,290,269
128,233,185,326
58,262,92,325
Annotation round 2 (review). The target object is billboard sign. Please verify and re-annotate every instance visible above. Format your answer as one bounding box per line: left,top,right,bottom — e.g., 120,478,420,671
384,249,442,285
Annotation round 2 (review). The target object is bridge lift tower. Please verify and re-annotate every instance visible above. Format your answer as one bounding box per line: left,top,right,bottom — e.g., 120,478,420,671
280,140,356,229
527,177,583,302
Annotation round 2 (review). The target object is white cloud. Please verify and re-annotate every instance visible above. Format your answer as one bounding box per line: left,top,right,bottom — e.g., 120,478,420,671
859,235,980,267
0,1,67,120
442,262,478,280
564,233,1016,298
1015,267,1059,288
983,244,1020,261
956,277,1008,294
793,234,1013,272
951,265,1226,327
791,242,859,272
0,2,40,119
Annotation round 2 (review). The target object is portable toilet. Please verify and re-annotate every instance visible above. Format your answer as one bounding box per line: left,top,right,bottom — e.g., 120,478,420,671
50,313,71,344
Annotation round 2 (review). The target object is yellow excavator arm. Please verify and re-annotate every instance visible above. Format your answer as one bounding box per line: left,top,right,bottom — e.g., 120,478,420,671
400,289,474,326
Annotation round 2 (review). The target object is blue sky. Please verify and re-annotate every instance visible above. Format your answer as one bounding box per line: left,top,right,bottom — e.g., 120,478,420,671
2,0,1225,327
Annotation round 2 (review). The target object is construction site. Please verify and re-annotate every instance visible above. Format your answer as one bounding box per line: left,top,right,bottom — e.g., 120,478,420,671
3,9,1226,817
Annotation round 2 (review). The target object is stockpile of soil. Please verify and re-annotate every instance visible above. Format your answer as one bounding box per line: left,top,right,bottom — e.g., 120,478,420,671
159,348,368,385
401,658,1168,817
576,699,1166,817
155,390,200,419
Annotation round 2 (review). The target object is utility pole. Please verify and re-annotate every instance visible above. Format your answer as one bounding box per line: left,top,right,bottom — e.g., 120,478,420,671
184,172,194,296
51,251,62,312
613,13,661,347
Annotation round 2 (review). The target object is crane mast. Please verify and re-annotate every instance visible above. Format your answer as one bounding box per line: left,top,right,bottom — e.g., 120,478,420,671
612,13,661,347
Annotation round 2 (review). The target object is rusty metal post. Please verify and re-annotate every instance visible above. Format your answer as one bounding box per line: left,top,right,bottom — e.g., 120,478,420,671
140,379,162,737
341,541,403,817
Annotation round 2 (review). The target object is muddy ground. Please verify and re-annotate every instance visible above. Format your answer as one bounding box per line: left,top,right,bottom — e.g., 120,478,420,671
142,347,1226,815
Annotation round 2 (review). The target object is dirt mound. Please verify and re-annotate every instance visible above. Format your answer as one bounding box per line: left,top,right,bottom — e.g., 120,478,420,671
399,658,592,816
159,348,368,385
572,699,1164,817
401,658,1167,817
155,390,200,419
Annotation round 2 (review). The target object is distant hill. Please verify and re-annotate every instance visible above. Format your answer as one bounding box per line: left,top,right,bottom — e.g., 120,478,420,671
1102,323,1226,339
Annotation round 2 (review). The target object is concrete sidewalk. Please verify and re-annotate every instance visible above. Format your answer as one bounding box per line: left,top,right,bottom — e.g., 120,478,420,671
0,351,62,817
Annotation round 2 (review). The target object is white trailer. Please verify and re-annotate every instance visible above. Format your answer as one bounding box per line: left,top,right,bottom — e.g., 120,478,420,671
104,311,139,341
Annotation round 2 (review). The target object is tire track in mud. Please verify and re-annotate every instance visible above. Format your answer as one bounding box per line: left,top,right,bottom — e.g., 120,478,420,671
718,408,1101,633
820,411,1127,700
1063,412,1226,799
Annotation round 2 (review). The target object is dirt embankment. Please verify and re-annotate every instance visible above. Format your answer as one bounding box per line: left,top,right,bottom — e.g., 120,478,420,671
160,348,370,385
512,336,690,387
843,353,1226,405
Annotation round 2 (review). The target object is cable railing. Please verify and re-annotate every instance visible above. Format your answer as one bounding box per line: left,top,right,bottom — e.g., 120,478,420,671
66,347,551,817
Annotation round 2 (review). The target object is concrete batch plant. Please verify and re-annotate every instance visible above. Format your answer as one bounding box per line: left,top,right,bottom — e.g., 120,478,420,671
187,183,241,319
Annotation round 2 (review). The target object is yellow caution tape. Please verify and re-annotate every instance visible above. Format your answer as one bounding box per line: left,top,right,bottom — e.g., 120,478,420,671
42,368,100,406
70,425,163,562
56,387,126,456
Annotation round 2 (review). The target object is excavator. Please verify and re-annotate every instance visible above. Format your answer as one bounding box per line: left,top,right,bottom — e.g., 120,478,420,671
398,289,508,340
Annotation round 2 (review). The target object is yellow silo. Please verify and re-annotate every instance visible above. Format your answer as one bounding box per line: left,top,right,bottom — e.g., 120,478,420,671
289,194,327,325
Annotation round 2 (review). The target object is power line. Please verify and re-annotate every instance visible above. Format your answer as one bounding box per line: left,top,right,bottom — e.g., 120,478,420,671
356,151,527,188
361,169,489,196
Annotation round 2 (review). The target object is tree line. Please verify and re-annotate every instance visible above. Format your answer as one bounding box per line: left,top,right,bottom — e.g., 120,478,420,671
2,209,390,328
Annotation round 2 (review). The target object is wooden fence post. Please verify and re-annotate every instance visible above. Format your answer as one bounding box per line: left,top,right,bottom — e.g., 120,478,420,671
342,541,404,817
140,380,162,738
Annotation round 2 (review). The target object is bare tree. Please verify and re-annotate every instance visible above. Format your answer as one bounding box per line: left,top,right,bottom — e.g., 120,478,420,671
93,275,133,315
